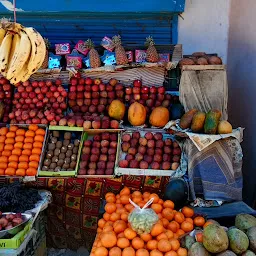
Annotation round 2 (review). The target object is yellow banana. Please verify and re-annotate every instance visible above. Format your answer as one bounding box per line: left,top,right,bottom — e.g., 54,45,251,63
6,33,20,79
10,60,29,85
6,30,31,81
21,27,46,81
0,28,6,46
0,31,13,76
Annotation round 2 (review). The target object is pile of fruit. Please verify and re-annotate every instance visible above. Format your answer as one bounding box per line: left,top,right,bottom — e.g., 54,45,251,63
0,125,45,176
9,79,67,125
0,77,12,123
0,212,24,231
184,213,256,255
78,132,118,175
179,52,222,66
179,109,233,134
41,131,80,172
118,131,181,170
91,187,208,256
0,19,46,84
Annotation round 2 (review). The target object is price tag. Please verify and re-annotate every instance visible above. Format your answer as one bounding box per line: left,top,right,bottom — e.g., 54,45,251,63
23,176,36,182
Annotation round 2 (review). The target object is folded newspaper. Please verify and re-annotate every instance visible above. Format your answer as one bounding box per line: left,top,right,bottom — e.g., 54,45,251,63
164,120,244,151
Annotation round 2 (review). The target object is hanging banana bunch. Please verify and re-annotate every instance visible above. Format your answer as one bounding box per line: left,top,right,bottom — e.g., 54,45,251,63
0,18,46,85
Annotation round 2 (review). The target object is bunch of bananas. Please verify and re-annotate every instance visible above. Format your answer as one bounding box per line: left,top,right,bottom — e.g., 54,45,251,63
0,19,46,85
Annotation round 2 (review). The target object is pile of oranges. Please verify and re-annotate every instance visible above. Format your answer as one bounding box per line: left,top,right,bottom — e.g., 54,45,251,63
0,124,45,176
91,187,207,256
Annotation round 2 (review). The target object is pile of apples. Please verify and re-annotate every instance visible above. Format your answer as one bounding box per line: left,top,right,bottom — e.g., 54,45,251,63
118,131,181,170
9,80,67,125
0,78,12,123
78,132,118,175
125,80,172,112
68,77,125,114
58,112,119,129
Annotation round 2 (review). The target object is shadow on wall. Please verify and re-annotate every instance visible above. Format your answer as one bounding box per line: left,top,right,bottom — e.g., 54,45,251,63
227,0,256,208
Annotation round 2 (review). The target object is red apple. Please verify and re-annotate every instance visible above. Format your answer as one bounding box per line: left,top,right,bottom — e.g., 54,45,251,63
150,86,157,94
85,77,93,85
133,79,142,88
125,87,132,95
158,86,165,94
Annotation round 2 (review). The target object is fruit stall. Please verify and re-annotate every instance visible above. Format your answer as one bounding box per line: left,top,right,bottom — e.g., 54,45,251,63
0,0,255,255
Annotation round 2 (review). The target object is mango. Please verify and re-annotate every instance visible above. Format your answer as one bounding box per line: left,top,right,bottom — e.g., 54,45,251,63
191,111,206,133
204,109,222,134
180,109,198,129
228,228,249,254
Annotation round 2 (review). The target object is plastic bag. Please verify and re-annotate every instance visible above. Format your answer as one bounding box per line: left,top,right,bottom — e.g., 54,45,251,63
128,198,159,234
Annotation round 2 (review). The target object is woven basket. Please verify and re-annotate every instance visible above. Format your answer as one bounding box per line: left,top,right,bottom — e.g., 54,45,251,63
41,51,49,69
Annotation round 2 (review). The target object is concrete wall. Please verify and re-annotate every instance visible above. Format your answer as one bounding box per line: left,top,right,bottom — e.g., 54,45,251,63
178,0,231,63
227,0,256,207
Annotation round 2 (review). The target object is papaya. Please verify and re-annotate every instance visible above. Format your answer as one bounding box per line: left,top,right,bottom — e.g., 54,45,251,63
204,110,222,134
179,109,198,129
191,112,206,133
188,242,211,256
203,224,229,253
247,227,256,253
181,235,196,250
228,228,249,254
216,251,236,256
108,99,125,121
242,250,256,256
235,214,256,232
217,120,233,134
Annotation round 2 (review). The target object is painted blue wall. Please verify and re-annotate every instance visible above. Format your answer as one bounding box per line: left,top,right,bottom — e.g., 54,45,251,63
0,0,185,13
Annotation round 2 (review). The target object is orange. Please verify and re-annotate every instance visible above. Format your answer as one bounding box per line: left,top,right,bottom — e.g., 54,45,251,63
125,204,134,212
100,231,117,248
176,229,185,237
26,168,37,176
181,207,194,218
116,207,126,214
0,127,8,136
105,192,115,198
110,212,120,222
23,143,33,150
12,148,22,156
162,208,175,221
176,248,187,256
136,248,150,256
193,216,206,227
168,221,180,233
117,232,125,238
132,237,144,249
122,247,135,256
18,162,29,169
0,156,8,163
109,247,122,256
150,249,163,256
117,237,130,248
28,124,39,131
149,193,159,203
8,162,18,169
174,212,185,224
15,136,25,142
0,169,4,175
113,220,127,234
31,148,41,155
124,228,137,240
0,162,7,169
0,136,5,143
185,218,193,224
29,154,40,162
120,195,130,205
29,161,39,169
25,130,35,137
103,212,110,221
157,239,172,253
151,203,163,214
0,143,4,151
94,247,108,256
102,225,113,233
35,128,45,136
162,218,169,228
158,199,164,205
23,148,33,155
34,135,44,142
16,169,26,176
14,142,23,149
105,203,117,214
165,251,178,256
9,126,18,132
143,192,151,199
5,168,16,176
106,195,116,203
133,196,142,204
132,191,142,198
5,138,15,144
163,200,175,209
169,239,180,251
2,150,12,157
156,233,168,241
195,232,203,242
165,230,174,239
147,240,158,250
181,221,194,232
24,137,34,143
151,223,164,237
6,132,15,138
19,155,29,162
120,186,130,196
96,227,102,233
4,144,13,151
140,233,152,242
98,218,106,228
16,129,26,136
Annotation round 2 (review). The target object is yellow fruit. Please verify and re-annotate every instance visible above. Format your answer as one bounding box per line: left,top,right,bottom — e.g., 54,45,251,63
128,102,146,126
217,120,232,134
108,100,125,121
149,106,169,127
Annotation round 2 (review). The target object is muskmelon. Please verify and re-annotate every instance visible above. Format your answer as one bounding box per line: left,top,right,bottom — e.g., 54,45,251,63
228,228,249,254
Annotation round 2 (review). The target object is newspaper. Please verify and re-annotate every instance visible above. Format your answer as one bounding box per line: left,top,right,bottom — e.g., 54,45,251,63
164,120,244,151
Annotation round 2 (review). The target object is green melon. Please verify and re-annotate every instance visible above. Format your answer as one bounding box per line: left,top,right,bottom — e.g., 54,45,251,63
235,214,256,232
203,224,229,253
188,242,211,256
228,228,249,254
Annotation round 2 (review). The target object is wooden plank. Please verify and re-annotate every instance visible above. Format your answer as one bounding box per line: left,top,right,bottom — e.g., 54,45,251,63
182,65,226,71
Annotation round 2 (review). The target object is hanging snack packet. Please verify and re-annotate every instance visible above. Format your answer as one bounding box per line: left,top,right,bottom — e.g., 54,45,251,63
128,198,159,234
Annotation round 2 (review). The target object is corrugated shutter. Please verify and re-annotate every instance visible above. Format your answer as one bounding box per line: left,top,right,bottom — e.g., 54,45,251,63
0,12,178,46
